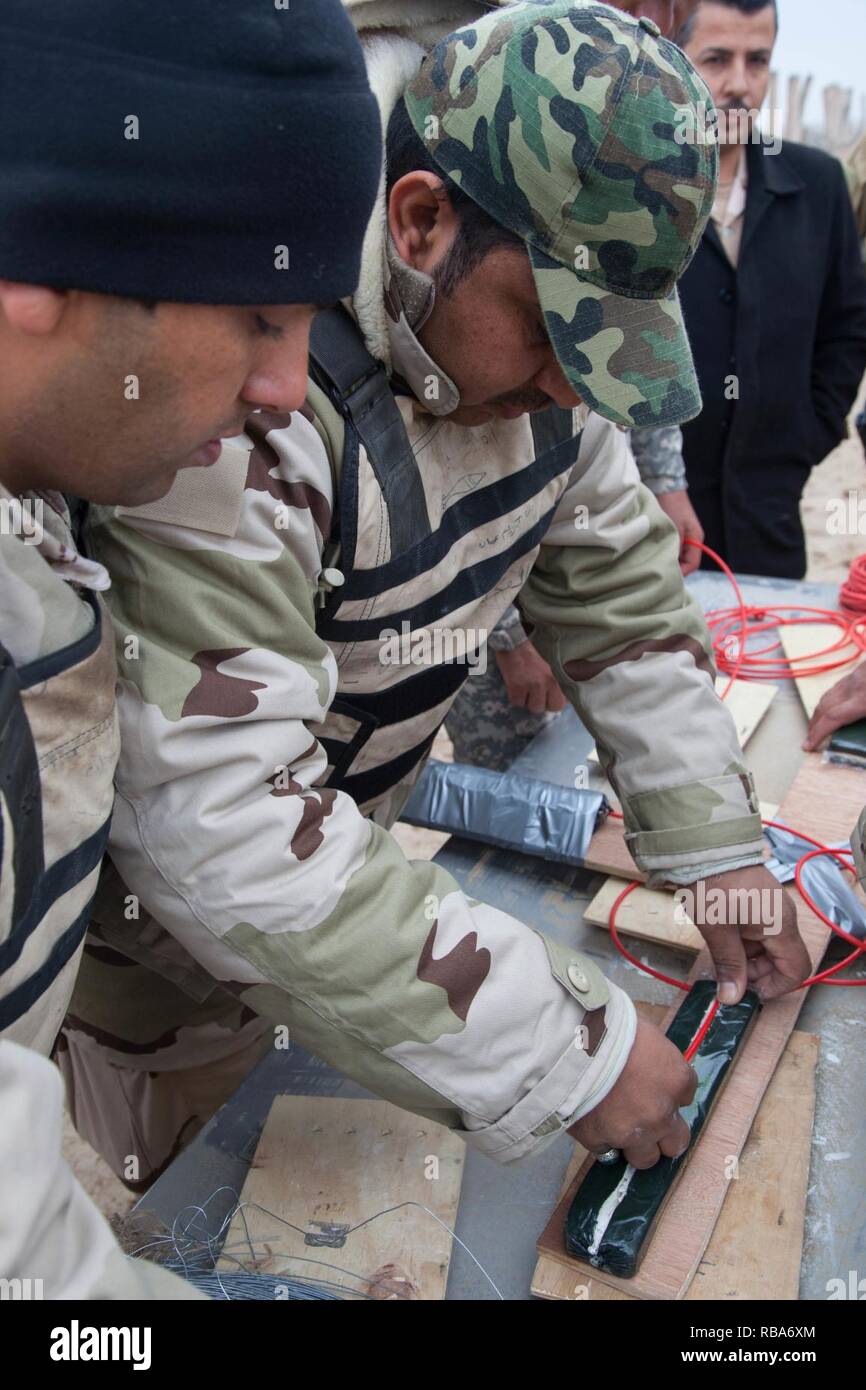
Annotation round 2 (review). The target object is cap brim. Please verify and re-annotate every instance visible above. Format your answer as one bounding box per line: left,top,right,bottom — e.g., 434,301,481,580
529,246,702,429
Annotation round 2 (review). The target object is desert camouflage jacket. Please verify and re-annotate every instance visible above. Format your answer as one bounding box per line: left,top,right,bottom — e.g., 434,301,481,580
0,485,118,1051
0,1040,204,1300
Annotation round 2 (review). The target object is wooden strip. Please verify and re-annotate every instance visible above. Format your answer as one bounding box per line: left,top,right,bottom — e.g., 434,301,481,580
686,1030,817,1301
217,1096,465,1300
583,803,779,955
583,816,643,881
715,678,778,748
531,1010,818,1301
535,755,861,1300
779,623,863,720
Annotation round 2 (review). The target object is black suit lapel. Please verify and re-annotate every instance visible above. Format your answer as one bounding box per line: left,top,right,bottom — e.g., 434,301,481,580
739,138,804,263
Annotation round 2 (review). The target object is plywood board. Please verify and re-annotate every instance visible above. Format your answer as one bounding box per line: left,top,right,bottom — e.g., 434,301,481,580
535,755,861,1300
583,814,643,880
583,803,779,954
587,678,776,765
584,877,704,951
531,1011,818,1301
217,1096,465,1300
779,623,863,720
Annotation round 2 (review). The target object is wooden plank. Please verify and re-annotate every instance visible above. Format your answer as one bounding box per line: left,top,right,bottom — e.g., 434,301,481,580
687,1030,817,1301
217,1096,465,1300
587,679,776,766
583,815,643,881
779,623,863,720
535,754,861,1300
583,803,779,955
584,877,704,951
531,1011,818,1301
715,678,778,748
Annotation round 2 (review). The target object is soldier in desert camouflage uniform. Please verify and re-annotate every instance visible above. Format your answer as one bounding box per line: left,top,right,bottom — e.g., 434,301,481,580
63,0,809,1191
0,0,380,1293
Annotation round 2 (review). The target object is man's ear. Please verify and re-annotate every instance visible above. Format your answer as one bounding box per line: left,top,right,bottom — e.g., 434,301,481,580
0,282,67,335
387,171,460,274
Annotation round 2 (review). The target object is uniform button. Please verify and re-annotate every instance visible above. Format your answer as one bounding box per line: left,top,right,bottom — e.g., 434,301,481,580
638,15,661,36
567,964,590,993
719,288,734,304
322,567,344,587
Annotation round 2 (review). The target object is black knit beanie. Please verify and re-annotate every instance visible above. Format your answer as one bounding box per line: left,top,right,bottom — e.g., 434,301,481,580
0,0,381,304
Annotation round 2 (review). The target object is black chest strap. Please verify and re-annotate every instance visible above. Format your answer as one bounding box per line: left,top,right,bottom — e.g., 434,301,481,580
310,305,431,556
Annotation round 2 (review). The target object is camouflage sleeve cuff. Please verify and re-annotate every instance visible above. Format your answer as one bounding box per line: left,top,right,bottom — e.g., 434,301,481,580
629,425,686,495
621,770,765,877
487,603,529,652
648,852,766,888
461,953,636,1165
639,470,687,498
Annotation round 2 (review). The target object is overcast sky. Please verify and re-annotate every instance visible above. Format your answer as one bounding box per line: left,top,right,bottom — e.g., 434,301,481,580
770,0,865,129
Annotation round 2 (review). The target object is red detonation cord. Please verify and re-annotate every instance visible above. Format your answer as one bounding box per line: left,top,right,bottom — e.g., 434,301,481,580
840,552,866,617
599,544,866,1040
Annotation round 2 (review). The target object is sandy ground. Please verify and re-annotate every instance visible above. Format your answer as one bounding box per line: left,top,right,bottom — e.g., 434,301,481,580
62,392,866,1223
802,380,866,584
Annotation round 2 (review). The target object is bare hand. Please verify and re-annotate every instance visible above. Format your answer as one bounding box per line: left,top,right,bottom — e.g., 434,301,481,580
657,489,704,576
568,1016,696,1169
803,663,866,751
494,641,566,716
683,865,810,1003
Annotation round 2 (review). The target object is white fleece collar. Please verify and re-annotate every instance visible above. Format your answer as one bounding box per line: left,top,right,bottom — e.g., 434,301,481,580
349,32,428,373
346,8,516,413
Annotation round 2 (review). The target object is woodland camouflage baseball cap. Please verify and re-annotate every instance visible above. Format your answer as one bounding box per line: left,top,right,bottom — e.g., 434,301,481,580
404,0,718,428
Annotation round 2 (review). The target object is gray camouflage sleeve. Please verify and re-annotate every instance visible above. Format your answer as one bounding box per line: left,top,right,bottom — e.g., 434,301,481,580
629,424,686,496
487,603,529,652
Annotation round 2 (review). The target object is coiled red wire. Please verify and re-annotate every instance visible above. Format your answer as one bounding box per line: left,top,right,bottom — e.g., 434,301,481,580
600,542,866,1021
839,552,866,617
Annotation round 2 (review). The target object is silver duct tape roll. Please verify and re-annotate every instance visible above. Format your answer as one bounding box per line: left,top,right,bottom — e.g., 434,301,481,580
401,759,609,867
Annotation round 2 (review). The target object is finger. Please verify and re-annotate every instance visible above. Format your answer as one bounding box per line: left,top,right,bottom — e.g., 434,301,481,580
746,954,775,982
659,1112,691,1160
754,969,802,1002
677,1063,699,1107
696,922,749,1004
526,684,547,716
680,549,700,576
587,1142,619,1159
507,682,529,709
623,1140,663,1171
803,705,848,751
754,960,810,1001
546,683,567,713
754,938,812,999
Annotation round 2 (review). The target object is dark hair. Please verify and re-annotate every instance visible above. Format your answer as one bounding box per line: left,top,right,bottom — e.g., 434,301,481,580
385,96,524,297
676,0,778,48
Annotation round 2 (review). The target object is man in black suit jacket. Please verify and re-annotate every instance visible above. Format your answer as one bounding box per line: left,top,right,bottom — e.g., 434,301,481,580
676,0,866,579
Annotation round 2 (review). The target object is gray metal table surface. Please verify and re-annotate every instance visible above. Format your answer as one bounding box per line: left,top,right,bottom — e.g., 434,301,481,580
138,571,865,1300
